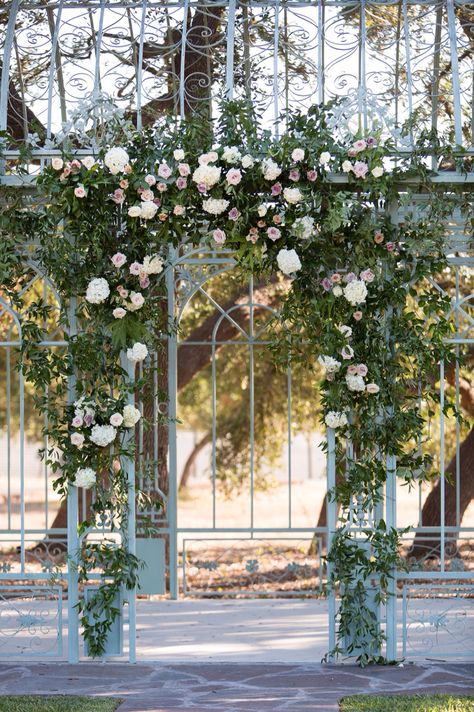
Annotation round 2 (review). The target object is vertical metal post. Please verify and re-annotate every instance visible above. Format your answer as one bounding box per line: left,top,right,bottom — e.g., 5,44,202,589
167,248,179,599
67,297,79,663
0,0,20,132
446,0,463,145
121,355,136,663
326,427,337,657
439,359,445,571
136,0,149,131
226,0,237,100
317,0,325,104
179,0,190,119
273,0,280,137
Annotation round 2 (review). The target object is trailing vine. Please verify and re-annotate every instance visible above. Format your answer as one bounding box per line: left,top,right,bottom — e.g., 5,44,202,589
0,98,461,660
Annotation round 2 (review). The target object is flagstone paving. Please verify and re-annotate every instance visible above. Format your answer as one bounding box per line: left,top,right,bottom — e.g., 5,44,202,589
0,662,473,712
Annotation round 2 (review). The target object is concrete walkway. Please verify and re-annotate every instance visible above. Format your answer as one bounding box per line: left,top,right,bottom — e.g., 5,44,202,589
0,662,473,712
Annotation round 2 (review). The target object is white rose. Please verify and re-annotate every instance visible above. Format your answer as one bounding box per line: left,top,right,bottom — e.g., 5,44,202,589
291,148,305,162
127,342,148,363
202,198,229,215
242,154,254,169
222,146,242,164
319,151,331,165
257,205,268,217
342,160,353,173
123,404,141,428
85,277,110,304
346,373,366,392
70,432,85,449
371,166,384,178
110,412,124,427
113,307,126,319
128,205,142,218
141,254,163,275
343,279,368,306
337,325,352,339
173,149,185,161
74,467,96,489
261,158,281,181
128,292,145,311
51,157,64,170
82,156,95,170
192,164,221,189
324,411,348,429
140,201,158,220
333,285,343,297
283,187,303,204
276,248,302,275
318,355,341,374
104,147,129,175
90,424,117,447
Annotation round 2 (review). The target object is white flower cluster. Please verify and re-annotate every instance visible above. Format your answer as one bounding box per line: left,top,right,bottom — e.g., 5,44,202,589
346,373,366,392
292,216,315,240
86,277,110,304
221,146,241,164
318,355,342,375
202,198,229,215
74,467,96,489
128,201,158,220
123,404,141,428
283,187,303,204
141,254,163,275
276,249,302,276
104,147,129,175
324,411,348,429
192,164,221,189
127,342,148,363
343,279,368,306
90,424,117,447
261,158,281,181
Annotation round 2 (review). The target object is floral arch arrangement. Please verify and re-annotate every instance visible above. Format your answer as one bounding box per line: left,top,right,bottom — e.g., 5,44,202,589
0,98,460,662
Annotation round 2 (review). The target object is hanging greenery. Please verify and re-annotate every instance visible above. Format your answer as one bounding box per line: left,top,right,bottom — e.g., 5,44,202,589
0,98,460,661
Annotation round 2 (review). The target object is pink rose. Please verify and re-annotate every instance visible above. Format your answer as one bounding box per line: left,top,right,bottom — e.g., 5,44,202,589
129,262,142,276
131,292,145,308
226,168,242,186
111,252,127,268
110,413,124,427
70,159,81,171
307,170,317,182
145,174,156,186
112,307,127,319
51,157,63,170
366,137,376,147
374,231,384,244
176,177,187,190
72,415,83,427
178,163,191,177
289,169,300,182
124,164,132,174
352,161,369,179
84,413,94,427
353,139,367,153
357,364,368,377
62,165,71,177
348,148,357,158
74,185,86,198
321,278,332,291
82,156,95,170
119,179,129,189
267,227,281,241
386,242,395,252
197,183,207,193
347,365,358,376
353,311,363,321
360,269,375,283
366,383,380,394
228,207,240,221
246,232,259,244
157,163,172,179
331,273,341,283
173,205,185,216
157,182,168,193
139,276,150,289
344,272,356,283
117,286,129,298
271,182,282,196
111,188,125,204
141,189,154,202
212,229,226,244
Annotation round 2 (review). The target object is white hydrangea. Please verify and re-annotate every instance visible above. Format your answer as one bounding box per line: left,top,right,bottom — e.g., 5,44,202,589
127,342,148,363
202,198,229,215
140,201,158,220
221,146,242,164
74,467,96,489
261,158,281,181
104,147,129,175
85,277,110,304
343,279,368,306
276,248,302,275
346,373,366,392
192,164,221,189
324,411,348,429
283,187,303,204
141,254,163,275
292,216,315,240
123,404,141,428
90,424,117,447
318,355,341,374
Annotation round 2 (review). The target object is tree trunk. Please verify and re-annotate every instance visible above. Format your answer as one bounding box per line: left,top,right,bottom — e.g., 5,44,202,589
179,432,211,491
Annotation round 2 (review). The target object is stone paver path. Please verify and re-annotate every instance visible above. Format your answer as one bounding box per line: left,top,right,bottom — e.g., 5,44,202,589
0,662,473,711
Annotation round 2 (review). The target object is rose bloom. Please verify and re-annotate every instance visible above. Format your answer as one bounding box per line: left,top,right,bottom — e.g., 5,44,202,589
157,182,168,192
113,307,127,319
157,163,172,179
291,148,305,162
348,148,357,158
72,415,83,427
173,204,185,216
130,292,145,308
344,272,356,283
74,184,86,198
176,177,187,190
82,156,95,170
374,230,384,244
353,139,367,153
213,229,226,244
145,174,156,186
333,285,343,296
267,226,281,241
129,262,142,276
366,383,380,394
124,164,132,174
273,215,282,225
371,166,384,178
307,170,317,182
158,212,168,221
246,232,259,244
178,163,191,177
198,183,207,193
141,189,154,202
70,159,81,171
110,413,124,427
347,365,358,376
228,207,240,221
331,273,341,283
226,168,242,186
139,276,150,289
367,136,376,147
289,169,300,182
271,182,282,196
111,252,127,268
360,269,375,282
352,161,369,178
111,188,125,204
70,432,84,449
341,345,354,360
358,364,368,376
117,286,129,298
51,157,63,170
342,160,352,173
119,179,129,189
353,311,363,321
257,220,266,228
321,278,332,291
386,242,395,252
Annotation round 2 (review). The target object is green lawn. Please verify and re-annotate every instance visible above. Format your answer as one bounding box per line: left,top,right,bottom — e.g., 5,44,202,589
340,695,474,712
0,697,121,712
